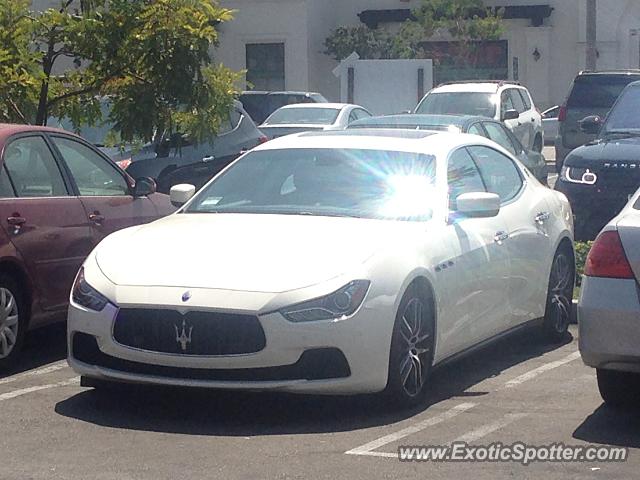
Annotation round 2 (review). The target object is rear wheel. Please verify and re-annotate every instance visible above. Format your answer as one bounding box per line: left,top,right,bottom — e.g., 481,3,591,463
597,369,640,407
542,246,575,343
0,275,27,371
384,286,435,408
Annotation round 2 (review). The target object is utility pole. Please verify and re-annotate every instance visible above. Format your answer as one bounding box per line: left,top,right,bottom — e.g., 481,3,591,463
586,0,597,70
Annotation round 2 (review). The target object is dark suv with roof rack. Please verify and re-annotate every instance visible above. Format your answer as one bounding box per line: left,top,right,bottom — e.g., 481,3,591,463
555,80,640,240
555,70,640,172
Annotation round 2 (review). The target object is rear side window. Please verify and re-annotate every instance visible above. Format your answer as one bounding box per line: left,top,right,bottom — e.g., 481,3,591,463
482,122,518,156
509,89,527,113
447,148,486,210
567,76,640,108
517,89,532,110
3,136,68,197
468,145,523,203
0,166,15,198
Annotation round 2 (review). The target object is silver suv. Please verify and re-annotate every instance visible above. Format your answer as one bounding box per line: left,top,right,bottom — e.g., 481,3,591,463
415,80,543,152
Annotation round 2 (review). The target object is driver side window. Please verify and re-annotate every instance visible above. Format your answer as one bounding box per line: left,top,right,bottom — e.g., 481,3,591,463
447,148,486,210
52,136,129,197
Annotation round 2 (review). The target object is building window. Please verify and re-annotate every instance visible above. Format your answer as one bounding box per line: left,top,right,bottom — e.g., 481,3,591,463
246,43,285,91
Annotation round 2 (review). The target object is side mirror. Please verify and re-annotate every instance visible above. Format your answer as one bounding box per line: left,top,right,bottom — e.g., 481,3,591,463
579,115,603,135
455,192,501,218
170,184,196,207
502,109,519,121
133,177,156,197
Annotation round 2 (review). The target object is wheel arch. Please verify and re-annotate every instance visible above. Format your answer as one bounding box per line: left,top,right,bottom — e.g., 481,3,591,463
398,273,439,359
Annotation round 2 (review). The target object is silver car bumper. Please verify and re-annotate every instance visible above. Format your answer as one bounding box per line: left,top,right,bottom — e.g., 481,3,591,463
578,276,640,373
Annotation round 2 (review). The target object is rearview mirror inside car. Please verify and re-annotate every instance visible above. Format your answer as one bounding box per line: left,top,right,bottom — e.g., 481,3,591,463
455,192,501,218
133,177,156,197
170,184,196,207
502,109,519,121
579,115,603,135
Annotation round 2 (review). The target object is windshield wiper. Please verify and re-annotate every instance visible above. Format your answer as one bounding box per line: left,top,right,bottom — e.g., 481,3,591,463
603,130,640,138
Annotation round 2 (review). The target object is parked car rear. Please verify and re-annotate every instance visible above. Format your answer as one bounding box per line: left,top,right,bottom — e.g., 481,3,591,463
0,124,174,369
239,91,328,125
555,70,640,171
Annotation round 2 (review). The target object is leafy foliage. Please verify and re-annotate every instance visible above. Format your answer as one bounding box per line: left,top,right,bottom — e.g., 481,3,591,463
0,0,242,143
574,241,593,286
324,0,504,63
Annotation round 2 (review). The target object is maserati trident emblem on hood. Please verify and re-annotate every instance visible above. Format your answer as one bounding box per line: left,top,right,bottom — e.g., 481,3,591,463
174,319,193,352
182,291,192,302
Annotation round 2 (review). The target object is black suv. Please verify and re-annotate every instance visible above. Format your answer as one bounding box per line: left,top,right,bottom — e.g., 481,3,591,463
239,91,328,124
555,80,640,240
555,70,640,172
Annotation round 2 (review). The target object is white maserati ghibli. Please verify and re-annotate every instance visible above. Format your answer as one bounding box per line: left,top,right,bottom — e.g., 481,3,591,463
67,129,575,406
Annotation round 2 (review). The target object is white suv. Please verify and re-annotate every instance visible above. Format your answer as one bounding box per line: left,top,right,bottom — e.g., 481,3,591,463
415,81,544,152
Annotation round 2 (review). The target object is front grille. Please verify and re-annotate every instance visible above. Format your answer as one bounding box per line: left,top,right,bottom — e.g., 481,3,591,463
113,309,266,356
72,333,351,381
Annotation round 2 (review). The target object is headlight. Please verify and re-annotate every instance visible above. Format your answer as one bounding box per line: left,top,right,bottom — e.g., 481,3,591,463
560,166,598,185
71,267,111,311
280,280,370,322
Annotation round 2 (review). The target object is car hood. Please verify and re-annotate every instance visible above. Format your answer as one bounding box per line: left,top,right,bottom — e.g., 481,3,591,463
565,136,640,166
95,213,409,292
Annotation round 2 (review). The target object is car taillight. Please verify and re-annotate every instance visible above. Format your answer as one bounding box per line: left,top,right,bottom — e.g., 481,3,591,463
557,105,567,122
584,230,634,279
116,158,131,170
258,135,269,144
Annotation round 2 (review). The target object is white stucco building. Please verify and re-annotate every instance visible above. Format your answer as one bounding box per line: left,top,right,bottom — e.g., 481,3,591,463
216,0,640,109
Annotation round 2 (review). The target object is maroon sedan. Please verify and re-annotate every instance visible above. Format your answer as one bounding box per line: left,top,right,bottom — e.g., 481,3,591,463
0,124,174,369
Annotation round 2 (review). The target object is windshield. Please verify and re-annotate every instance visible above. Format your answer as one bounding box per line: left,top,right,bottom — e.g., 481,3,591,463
603,85,640,133
185,148,437,221
416,92,497,117
265,108,341,125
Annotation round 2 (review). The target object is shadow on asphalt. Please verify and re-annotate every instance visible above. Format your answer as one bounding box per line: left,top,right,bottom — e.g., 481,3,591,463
0,323,67,379
573,404,640,448
54,327,573,436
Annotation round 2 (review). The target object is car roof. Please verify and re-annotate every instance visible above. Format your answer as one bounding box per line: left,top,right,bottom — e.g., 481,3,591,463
431,83,504,93
349,114,487,129
0,123,76,142
577,70,640,76
276,103,352,110
240,91,323,96
252,129,497,156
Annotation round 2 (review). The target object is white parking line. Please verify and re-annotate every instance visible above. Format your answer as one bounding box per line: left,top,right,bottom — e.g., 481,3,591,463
0,377,79,402
345,403,476,457
0,360,68,386
502,351,581,389
453,413,528,444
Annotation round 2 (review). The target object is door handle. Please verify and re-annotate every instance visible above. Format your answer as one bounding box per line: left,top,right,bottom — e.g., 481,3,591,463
202,155,215,163
494,231,510,244
89,213,105,225
534,212,551,225
7,216,26,226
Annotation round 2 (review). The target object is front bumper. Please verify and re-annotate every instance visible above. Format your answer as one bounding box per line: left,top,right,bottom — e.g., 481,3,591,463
555,180,629,239
67,285,395,395
578,276,640,373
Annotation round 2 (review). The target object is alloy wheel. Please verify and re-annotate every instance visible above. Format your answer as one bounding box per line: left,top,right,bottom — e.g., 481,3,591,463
0,287,19,360
548,253,572,334
398,298,432,397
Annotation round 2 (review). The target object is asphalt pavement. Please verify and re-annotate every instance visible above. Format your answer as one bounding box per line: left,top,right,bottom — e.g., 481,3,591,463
1,323,638,480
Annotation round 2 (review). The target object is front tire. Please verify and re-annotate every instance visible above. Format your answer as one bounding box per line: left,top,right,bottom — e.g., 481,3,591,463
597,369,640,408
542,246,575,343
384,286,435,408
0,275,27,371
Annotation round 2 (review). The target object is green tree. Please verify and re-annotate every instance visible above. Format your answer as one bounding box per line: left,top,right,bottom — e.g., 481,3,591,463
0,0,242,143
325,0,504,67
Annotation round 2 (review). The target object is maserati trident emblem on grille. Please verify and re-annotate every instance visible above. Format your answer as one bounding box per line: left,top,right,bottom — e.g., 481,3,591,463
174,319,193,352
182,291,192,302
